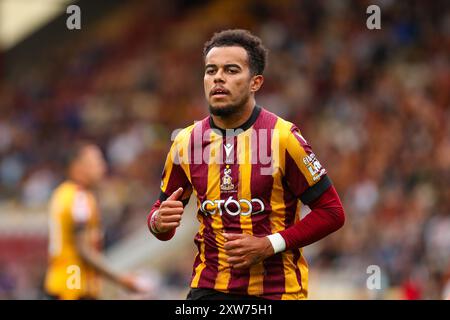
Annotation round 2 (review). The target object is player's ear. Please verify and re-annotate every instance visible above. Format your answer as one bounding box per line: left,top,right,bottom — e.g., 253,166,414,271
250,75,264,93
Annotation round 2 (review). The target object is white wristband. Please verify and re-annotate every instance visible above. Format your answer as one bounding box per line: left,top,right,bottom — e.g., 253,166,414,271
150,210,161,234
267,233,286,254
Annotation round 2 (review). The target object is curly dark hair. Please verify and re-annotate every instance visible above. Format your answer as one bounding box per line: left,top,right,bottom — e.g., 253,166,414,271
203,29,268,76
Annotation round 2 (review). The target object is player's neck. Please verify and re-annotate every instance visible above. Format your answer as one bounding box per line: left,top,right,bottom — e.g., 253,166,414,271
68,175,91,191
211,99,256,130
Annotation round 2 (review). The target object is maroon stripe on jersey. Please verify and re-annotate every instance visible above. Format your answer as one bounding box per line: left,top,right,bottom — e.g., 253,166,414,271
292,248,303,292
189,118,210,200
189,118,220,288
226,135,250,294
284,197,303,292
250,109,285,299
191,250,202,279
198,216,220,288
164,151,189,196
282,176,298,227
285,151,310,198
250,109,277,236
284,125,311,294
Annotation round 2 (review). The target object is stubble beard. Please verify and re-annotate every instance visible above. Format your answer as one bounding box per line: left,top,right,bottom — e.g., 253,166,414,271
208,92,250,118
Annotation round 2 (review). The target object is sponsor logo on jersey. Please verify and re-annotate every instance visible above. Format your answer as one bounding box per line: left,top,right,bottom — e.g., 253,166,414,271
200,197,265,216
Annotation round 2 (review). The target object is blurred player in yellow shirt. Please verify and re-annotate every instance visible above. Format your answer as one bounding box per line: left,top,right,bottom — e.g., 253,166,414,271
44,142,143,299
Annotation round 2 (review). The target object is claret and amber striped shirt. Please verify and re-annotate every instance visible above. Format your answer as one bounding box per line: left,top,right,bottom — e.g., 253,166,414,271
150,106,332,299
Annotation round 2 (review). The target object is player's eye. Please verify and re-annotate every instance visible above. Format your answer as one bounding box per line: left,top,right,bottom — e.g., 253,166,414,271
227,68,239,74
205,68,216,75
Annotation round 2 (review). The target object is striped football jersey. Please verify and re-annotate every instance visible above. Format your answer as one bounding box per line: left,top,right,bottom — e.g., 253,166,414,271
158,106,331,299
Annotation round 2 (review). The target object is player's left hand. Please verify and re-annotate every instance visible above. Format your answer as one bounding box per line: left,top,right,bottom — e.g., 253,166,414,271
223,233,275,269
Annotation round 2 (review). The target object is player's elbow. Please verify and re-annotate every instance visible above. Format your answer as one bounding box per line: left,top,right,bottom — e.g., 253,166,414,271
330,205,345,232
325,185,346,232
336,206,346,230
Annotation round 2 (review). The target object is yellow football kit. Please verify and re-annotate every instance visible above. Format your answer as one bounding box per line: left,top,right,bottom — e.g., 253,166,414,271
44,181,102,300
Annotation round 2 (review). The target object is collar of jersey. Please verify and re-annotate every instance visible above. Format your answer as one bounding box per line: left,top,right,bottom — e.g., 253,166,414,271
209,105,262,137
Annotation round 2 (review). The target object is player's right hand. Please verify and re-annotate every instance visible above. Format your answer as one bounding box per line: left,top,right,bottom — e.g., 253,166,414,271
119,274,151,294
155,187,184,233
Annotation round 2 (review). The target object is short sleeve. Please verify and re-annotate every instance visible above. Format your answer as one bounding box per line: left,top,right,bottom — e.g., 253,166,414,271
284,125,332,205
159,136,193,204
72,191,91,224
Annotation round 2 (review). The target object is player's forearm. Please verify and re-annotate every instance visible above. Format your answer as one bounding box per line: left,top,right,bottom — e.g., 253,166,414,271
77,245,123,284
278,185,345,251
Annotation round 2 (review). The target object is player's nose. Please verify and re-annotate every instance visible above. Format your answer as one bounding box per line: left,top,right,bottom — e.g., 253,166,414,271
213,69,225,83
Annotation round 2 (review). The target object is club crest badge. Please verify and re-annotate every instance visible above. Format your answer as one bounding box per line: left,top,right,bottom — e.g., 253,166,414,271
220,165,235,192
